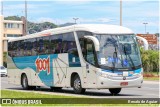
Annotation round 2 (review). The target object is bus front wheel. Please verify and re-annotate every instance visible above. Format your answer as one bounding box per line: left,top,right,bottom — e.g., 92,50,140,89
73,74,85,94
109,88,121,95
21,74,36,90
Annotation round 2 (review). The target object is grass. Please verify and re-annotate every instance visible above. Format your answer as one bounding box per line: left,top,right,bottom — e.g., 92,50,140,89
1,90,159,107
1,90,75,98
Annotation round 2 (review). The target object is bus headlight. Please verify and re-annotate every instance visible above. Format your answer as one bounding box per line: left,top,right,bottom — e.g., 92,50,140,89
101,73,108,78
98,72,112,78
133,73,142,77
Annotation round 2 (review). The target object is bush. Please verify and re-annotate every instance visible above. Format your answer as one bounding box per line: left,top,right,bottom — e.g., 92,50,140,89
3,52,7,67
140,48,159,73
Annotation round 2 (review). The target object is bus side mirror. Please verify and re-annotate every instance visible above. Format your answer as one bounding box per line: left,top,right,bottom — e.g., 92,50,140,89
84,36,100,51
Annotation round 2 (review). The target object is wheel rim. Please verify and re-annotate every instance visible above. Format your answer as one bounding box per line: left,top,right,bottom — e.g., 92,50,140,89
74,78,80,90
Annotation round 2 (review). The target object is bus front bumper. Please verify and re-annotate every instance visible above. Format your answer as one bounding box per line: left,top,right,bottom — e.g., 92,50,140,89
97,76,143,89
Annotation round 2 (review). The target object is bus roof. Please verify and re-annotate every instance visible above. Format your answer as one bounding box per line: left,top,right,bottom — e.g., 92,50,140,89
9,24,134,42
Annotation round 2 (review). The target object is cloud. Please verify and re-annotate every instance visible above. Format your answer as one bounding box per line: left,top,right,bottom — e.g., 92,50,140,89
35,17,72,25
34,17,114,25
79,18,114,23
3,2,50,16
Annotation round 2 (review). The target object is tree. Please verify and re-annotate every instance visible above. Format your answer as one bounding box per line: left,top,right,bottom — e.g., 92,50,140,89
4,16,58,34
4,16,21,21
140,48,159,73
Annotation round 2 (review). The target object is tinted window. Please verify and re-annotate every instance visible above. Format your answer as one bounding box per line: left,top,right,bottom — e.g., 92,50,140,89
77,31,93,39
24,39,31,56
30,38,37,56
18,40,24,56
8,42,14,57
12,41,18,57
43,36,50,54
76,31,93,56
86,40,96,65
50,35,62,54
62,33,76,54
37,37,44,55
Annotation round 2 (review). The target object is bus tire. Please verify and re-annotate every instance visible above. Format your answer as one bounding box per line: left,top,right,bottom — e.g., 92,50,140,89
21,74,36,90
73,74,85,94
109,88,121,95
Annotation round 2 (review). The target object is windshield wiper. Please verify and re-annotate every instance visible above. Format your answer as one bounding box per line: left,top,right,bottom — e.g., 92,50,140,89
116,36,125,67
123,45,135,69
112,47,117,72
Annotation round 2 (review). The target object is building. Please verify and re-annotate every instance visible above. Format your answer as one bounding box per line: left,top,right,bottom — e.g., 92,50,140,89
0,15,25,66
137,34,158,50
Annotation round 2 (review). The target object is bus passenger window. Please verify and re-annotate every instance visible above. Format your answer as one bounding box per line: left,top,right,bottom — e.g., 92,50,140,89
37,38,44,54
31,39,37,56
43,36,50,54
86,40,96,65
18,40,24,56
50,35,56,54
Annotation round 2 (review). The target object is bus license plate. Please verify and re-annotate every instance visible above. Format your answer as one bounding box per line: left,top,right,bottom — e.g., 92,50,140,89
120,82,128,86
123,72,128,76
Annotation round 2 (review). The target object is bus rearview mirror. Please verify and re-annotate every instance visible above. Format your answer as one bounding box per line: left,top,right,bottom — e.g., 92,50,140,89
84,36,100,51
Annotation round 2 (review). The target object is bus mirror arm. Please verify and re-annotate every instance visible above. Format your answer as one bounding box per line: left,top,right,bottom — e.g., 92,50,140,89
84,36,100,51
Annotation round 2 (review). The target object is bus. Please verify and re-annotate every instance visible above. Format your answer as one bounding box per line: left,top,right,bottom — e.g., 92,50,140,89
7,24,143,94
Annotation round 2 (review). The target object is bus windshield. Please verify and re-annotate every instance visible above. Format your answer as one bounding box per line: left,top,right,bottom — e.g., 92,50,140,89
95,34,142,70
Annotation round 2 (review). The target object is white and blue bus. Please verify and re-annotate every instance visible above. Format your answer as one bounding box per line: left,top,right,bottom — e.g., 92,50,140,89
7,24,143,94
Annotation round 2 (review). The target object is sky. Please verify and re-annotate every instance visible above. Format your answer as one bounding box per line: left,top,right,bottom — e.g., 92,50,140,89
1,0,159,34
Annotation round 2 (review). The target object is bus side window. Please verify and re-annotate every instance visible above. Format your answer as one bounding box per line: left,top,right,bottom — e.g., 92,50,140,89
37,38,44,55
55,35,62,53
8,42,12,57
43,36,50,54
79,38,86,57
50,35,62,54
14,41,18,57
50,35,56,54
65,32,78,57
62,34,68,53
8,42,16,57
19,40,24,56
31,38,37,56
27,40,32,56
86,40,96,65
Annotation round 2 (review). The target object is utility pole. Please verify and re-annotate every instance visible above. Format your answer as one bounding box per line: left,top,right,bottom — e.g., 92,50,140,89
143,22,148,34
120,0,122,26
25,0,28,35
73,18,79,24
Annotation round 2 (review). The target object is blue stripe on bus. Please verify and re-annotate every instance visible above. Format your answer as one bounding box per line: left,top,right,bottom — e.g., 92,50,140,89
12,54,58,87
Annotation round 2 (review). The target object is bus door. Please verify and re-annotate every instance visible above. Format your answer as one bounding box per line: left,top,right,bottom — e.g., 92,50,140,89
83,39,97,88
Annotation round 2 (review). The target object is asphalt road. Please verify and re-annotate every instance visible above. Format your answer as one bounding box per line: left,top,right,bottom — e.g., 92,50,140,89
0,77,159,98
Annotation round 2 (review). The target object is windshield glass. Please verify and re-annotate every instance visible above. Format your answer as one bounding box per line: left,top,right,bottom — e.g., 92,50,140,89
95,34,142,69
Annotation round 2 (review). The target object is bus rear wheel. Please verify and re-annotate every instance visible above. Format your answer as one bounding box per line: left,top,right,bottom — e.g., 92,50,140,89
73,74,85,94
21,74,36,90
109,88,121,95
